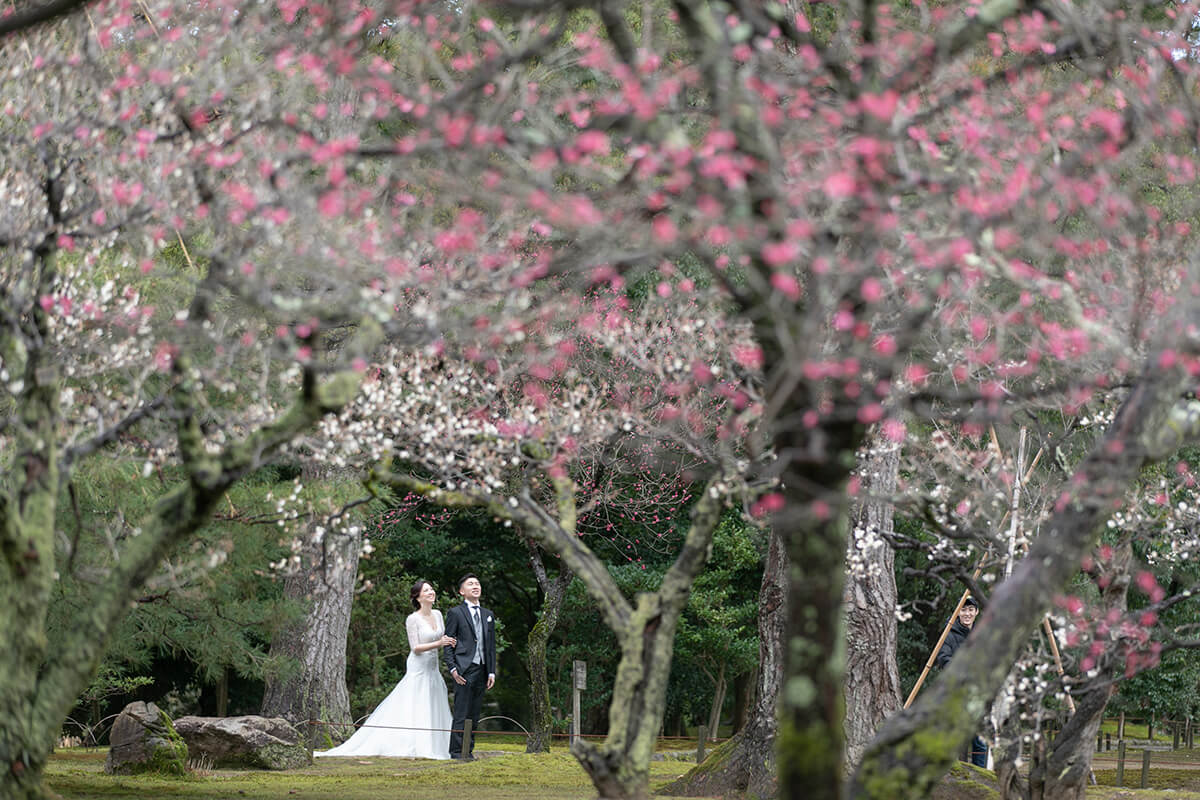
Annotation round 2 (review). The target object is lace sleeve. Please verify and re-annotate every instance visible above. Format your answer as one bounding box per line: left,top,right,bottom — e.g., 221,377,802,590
406,613,420,652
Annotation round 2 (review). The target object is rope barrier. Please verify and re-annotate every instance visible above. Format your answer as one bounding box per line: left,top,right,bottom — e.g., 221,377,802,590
86,714,729,752
304,717,728,743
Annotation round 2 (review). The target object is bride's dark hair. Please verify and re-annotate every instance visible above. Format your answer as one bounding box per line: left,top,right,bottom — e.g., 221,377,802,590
410,580,433,610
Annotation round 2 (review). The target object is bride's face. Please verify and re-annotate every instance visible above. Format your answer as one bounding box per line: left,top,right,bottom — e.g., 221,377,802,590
419,583,437,607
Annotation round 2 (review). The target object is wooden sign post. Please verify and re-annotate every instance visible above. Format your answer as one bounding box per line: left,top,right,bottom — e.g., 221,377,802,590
572,660,587,748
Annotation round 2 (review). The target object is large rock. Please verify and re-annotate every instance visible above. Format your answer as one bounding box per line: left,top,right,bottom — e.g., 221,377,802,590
104,701,188,775
173,715,311,770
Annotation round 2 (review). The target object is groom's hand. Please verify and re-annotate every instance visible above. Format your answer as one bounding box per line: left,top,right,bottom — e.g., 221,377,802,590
451,669,467,685
486,675,495,690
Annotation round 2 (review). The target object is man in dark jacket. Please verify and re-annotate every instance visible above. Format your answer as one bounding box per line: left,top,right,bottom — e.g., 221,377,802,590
936,596,978,668
936,597,988,767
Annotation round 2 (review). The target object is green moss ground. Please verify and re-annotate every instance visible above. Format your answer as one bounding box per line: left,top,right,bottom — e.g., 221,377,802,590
930,762,1001,800
47,744,704,799
54,744,1200,799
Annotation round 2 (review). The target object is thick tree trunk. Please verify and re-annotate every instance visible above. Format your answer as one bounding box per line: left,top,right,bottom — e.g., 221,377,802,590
851,373,1200,799
778,420,866,800
1024,686,1107,800
1,262,62,800
571,596,687,800
2,419,58,798
995,727,1038,800
526,543,573,754
843,439,902,775
0,690,57,800
731,671,751,734
1,378,362,797
659,525,786,799
261,522,361,750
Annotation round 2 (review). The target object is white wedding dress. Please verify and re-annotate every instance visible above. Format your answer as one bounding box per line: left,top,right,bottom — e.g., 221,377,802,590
315,610,452,759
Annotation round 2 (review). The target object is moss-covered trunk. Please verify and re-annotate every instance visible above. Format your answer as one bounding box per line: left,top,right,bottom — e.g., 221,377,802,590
568,482,728,799
659,527,785,799
779,506,853,799
1,545,57,800
0,467,225,800
572,593,689,800
566,482,724,800
1,550,58,800
775,412,865,800
525,612,556,754
0,252,366,798
2,238,70,800
0,732,54,800
526,546,572,754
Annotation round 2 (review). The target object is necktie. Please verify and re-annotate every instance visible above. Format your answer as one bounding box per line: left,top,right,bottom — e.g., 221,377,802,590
472,607,483,665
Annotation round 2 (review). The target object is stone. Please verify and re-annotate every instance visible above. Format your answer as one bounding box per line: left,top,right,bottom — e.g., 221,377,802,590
173,715,311,770
104,701,188,775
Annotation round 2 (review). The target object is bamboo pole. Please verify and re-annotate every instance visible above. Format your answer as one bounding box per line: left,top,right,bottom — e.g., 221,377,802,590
1003,428,1028,580
1041,617,1076,715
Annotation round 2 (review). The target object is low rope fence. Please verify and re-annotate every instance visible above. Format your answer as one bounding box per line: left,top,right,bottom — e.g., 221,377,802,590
305,716,728,742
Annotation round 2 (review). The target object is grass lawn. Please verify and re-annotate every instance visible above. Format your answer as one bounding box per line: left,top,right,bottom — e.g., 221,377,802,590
1097,720,1176,742
1089,790,1200,799
944,761,1200,799
1092,767,1200,790
51,745,1200,800
46,743,703,800
1094,745,1200,764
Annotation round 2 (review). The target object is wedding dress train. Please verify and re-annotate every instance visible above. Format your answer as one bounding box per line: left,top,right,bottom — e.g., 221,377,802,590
315,610,452,759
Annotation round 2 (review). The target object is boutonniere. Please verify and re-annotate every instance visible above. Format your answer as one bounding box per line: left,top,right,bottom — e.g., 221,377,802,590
487,615,493,623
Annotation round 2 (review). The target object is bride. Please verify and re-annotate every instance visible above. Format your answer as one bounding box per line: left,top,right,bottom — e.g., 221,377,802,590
315,580,455,759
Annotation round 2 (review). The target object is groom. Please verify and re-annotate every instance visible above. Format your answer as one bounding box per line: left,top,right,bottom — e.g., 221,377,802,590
443,573,497,760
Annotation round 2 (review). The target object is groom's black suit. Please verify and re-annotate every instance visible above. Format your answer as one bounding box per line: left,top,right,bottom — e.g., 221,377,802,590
442,601,496,758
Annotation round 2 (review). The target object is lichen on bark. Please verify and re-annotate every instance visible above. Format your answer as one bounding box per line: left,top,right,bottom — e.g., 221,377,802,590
0,272,374,798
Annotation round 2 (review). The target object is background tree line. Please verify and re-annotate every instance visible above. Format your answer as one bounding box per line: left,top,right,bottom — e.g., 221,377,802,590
62,469,766,747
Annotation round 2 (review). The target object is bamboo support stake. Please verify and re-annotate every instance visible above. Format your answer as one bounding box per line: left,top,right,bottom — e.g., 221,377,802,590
1003,428,1028,579
176,229,197,271
1042,617,1077,714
